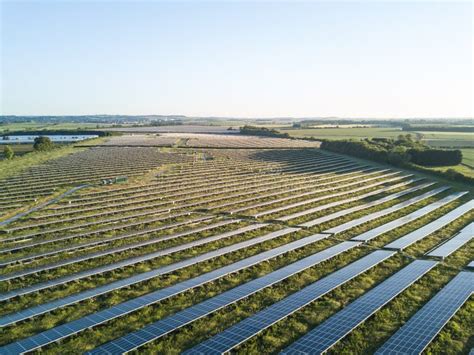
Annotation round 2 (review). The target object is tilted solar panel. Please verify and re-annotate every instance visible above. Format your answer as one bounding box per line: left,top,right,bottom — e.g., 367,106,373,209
87,241,361,354
0,228,298,334
281,260,438,354
352,192,467,242
427,222,473,259
376,270,474,355
384,200,473,250
0,229,324,352
325,185,446,234
255,173,407,219
183,250,395,355
294,179,424,226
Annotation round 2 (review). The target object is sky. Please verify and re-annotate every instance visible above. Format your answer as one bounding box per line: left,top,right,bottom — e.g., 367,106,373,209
1,1,472,118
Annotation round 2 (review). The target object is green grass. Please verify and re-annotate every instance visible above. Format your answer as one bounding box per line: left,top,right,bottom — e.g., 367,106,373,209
279,126,474,149
461,149,474,167
280,127,403,139
417,149,474,179
0,122,115,133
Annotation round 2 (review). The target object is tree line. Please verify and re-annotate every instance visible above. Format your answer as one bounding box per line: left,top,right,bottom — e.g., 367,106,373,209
320,135,462,167
240,125,290,138
319,135,474,185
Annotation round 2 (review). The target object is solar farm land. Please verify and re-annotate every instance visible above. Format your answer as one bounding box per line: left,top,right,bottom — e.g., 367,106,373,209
0,132,472,355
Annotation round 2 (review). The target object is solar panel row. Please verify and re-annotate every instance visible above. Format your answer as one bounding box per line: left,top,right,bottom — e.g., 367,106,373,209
376,270,474,355
0,233,329,328
385,199,474,250
0,219,244,282
183,250,395,355
225,167,382,214
0,214,212,253
0,213,207,264
1,232,335,355
324,185,445,234
0,228,299,328
352,192,468,242
203,164,369,213
281,260,438,354
228,167,382,214
294,179,423,226
88,241,361,355
427,222,473,259
224,168,383,214
258,173,409,220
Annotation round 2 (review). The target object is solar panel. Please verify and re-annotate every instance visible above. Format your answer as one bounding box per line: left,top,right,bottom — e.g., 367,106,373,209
376,271,474,355
384,200,473,250
183,250,395,355
281,260,438,354
427,222,473,259
87,241,361,354
0,214,210,265
255,173,408,219
227,168,380,215
0,226,298,303
0,219,243,282
324,185,446,234
295,179,424,226
207,165,369,212
352,192,467,242
0,230,321,328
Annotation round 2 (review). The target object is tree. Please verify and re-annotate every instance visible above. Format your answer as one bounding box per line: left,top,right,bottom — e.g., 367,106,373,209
33,136,54,151
4,145,14,160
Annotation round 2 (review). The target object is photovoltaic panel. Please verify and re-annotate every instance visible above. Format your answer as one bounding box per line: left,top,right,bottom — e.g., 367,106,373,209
256,173,409,219
385,200,473,250
183,250,395,355
352,192,467,242
0,214,211,265
296,179,424,227
281,260,438,355
87,241,361,355
0,227,298,303
0,230,329,355
324,185,446,234
0,218,240,281
426,222,473,259
228,168,380,215
376,270,474,355
0,218,256,284
0,230,319,327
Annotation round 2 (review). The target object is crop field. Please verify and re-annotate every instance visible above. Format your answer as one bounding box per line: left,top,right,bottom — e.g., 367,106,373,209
281,127,474,148
0,134,472,354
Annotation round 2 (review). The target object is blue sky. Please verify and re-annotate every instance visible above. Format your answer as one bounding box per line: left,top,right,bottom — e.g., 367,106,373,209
1,1,472,118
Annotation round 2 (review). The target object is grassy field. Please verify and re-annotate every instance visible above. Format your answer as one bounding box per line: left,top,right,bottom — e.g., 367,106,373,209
0,122,115,133
461,149,474,167
280,127,403,139
415,148,474,179
281,126,474,148
0,144,34,159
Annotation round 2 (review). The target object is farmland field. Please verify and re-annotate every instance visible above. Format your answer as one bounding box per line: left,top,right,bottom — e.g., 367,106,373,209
0,133,472,354
281,126,474,148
